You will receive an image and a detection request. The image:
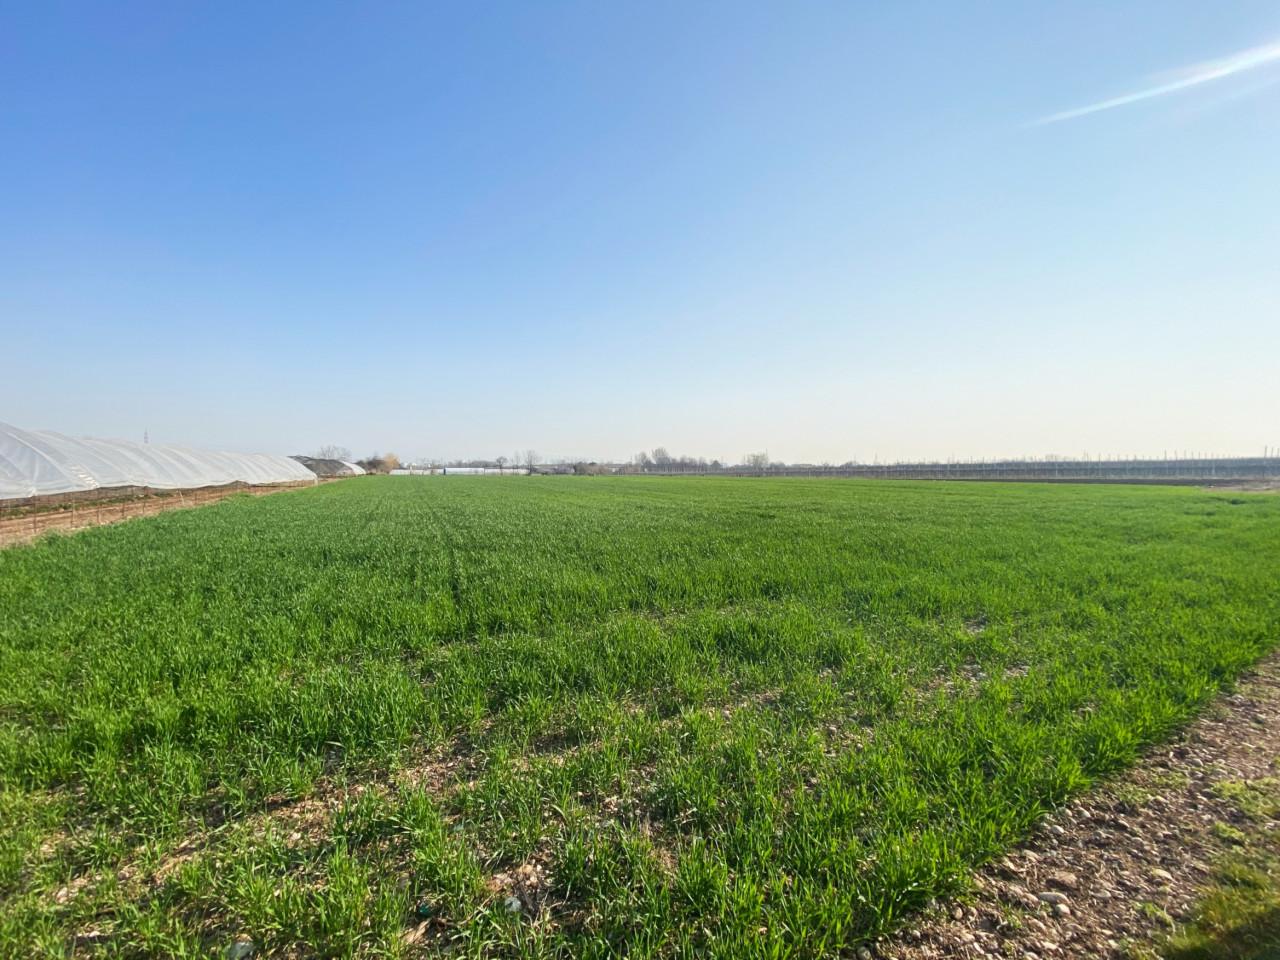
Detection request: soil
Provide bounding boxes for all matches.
[1210,481,1280,493]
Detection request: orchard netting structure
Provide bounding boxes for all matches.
[0,421,317,502]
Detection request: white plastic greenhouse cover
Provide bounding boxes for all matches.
[0,422,316,500]
[340,461,366,476]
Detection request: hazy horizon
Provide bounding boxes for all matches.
[4,2,1278,463]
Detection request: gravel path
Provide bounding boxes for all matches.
[879,652,1280,959]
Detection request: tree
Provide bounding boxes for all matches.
[382,452,401,472]
[316,445,353,461]
[522,450,539,473]
[496,455,508,474]
[745,451,770,472]
[651,447,672,467]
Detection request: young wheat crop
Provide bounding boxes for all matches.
[0,477,1276,957]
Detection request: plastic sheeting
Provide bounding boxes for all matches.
[0,422,317,500]
[290,456,366,478]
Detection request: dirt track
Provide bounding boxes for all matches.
[0,482,314,548]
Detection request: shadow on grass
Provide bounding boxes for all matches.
[1163,903,1280,960]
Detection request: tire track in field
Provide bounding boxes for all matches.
[416,488,468,616]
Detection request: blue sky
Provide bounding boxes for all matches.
[3,2,1278,463]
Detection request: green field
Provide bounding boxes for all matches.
[1,477,1277,958]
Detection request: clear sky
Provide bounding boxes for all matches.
[3,2,1278,464]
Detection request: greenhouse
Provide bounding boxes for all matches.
[290,456,366,479]
[0,421,317,501]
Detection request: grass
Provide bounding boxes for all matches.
[0,476,1277,958]
[1163,776,1280,960]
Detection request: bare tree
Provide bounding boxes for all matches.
[744,451,770,472]
[382,452,401,472]
[522,449,539,473]
[496,455,508,474]
[316,445,353,461]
